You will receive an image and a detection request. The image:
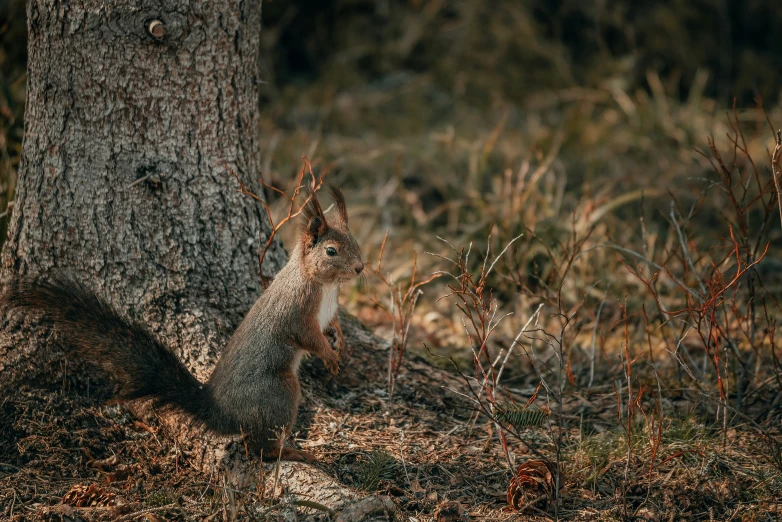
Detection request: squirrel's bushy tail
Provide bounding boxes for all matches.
[1,276,223,430]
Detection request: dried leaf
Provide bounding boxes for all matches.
[434,500,467,521]
[105,466,131,483]
[90,454,119,472]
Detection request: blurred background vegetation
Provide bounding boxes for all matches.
[260,0,782,107]
[2,0,782,247]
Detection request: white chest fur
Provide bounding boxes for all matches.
[317,284,339,331]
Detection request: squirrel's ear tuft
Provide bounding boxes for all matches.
[305,215,326,244]
[301,193,327,245]
[329,185,349,226]
[301,192,324,224]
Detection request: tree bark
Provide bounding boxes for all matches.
[0,0,286,383]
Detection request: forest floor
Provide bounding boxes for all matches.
[1,310,781,521]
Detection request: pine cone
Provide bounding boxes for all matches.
[506,460,557,511]
[62,483,116,507]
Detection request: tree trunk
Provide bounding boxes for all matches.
[0,0,287,383]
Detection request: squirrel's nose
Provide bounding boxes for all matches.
[354,262,364,275]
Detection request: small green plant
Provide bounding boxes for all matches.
[662,417,710,447]
[576,430,625,483]
[495,403,549,430]
[355,450,398,491]
[146,490,174,507]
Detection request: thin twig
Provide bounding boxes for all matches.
[0,200,14,219]
[772,130,782,229]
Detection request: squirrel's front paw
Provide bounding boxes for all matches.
[322,349,340,375]
[326,327,345,354]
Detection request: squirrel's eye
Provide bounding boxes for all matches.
[326,246,338,257]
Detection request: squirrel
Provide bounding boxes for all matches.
[0,185,364,462]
